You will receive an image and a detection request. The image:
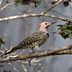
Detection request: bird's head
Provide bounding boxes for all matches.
[40,22,51,29]
[39,22,51,33]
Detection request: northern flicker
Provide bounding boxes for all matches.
[2,22,51,56]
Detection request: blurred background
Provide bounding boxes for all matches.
[0,0,72,72]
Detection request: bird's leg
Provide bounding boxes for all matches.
[31,42,39,52]
[28,42,39,67]
[30,47,35,52]
[1,47,13,57]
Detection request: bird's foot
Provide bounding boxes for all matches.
[31,47,36,53]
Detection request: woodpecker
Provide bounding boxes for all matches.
[2,22,51,56]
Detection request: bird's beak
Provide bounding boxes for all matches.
[46,22,57,29]
[50,22,57,25]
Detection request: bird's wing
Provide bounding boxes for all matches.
[18,31,45,47]
[2,31,48,55]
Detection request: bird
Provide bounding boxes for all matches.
[2,22,51,56]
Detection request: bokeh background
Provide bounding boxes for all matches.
[0,0,72,72]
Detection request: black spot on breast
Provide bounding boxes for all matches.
[47,33,49,37]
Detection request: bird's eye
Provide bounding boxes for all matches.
[45,23,48,25]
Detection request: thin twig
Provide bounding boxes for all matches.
[42,0,62,14]
[0,3,14,11]
[0,0,70,23]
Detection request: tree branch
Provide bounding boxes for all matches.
[0,0,70,22]
[0,45,72,63]
[0,13,71,22]
[0,3,14,11]
[42,0,62,14]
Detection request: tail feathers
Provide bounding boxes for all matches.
[1,46,19,56]
[1,45,24,56]
[3,50,12,55]
[1,49,13,56]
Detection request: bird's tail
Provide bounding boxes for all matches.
[1,46,21,56]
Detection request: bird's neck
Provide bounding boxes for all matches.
[39,27,48,33]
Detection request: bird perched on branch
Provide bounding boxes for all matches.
[2,22,51,56]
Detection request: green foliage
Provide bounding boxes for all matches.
[15,0,21,6]
[15,0,42,7]
[58,21,72,39]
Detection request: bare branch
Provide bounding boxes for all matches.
[0,0,70,22]
[42,0,62,14]
[0,3,14,11]
[0,13,71,22]
[0,45,72,63]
